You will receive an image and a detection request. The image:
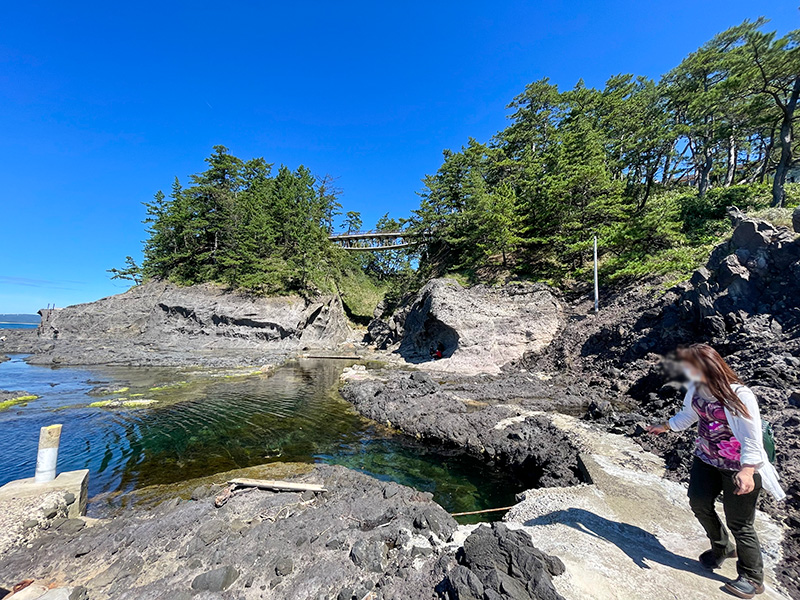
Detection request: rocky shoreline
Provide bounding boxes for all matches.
[1,210,799,599]
[0,464,566,600]
[339,370,587,490]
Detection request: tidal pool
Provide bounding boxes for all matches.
[0,355,522,521]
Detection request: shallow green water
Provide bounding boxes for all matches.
[0,356,522,520]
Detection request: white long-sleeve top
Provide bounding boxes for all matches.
[669,382,786,501]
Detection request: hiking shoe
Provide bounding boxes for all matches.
[724,576,765,598]
[699,548,736,570]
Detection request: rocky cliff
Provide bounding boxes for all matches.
[26,281,351,366]
[368,279,563,375]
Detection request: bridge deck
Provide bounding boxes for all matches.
[328,230,415,251]
[328,230,408,240]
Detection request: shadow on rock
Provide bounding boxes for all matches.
[524,508,724,582]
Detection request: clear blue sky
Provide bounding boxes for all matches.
[0,1,796,313]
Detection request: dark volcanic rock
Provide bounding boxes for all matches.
[341,372,586,489]
[443,523,565,600]
[0,466,456,600]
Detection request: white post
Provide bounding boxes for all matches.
[34,424,62,483]
[593,236,599,313]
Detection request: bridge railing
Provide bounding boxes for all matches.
[328,230,417,250]
[328,230,413,240]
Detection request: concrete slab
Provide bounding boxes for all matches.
[504,413,792,600]
[0,470,88,518]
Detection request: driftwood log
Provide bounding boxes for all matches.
[228,478,327,493]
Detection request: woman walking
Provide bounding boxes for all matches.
[648,344,785,599]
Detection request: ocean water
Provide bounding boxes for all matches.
[0,323,38,329]
[0,356,522,520]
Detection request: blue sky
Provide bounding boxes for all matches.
[0,1,796,313]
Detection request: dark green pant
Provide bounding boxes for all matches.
[688,457,764,584]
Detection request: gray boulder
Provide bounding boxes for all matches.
[794,206,800,234]
[191,565,239,592]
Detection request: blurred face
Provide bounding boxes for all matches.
[680,360,705,384]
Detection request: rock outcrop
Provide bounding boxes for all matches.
[341,370,585,489]
[676,216,800,364]
[25,281,351,366]
[0,466,458,600]
[368,279,562,375]
[443,523,565,600]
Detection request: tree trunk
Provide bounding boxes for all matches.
[697,151,713,197]
[662,150,672,185]
[772,77,800,207]
[757,135,773,184]
[724,132,737,187]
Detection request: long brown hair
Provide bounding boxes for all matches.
[677,343,750,417]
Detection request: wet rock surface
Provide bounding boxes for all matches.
[0,389,36,404]
[367,279,562,375]
[10,281,352,367]
[341,371,586,489]
[0,466,462,600]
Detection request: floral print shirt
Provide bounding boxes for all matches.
[692,391,741,470]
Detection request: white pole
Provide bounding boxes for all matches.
[593,236,599,313]
[34,424,62,483]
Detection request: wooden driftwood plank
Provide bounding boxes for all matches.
[450,505,515,517]
[301,354,362,360]
[228,478,327,493]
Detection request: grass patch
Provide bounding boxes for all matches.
[90,398,156,409]
[148,381,189,392]
[337,269,386,325]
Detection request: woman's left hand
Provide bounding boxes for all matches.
[734,467,756,495]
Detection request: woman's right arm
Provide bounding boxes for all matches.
[667,384,698,431]
[648,384,697,434]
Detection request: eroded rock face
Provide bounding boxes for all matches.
[443,523,565,600]
[673,217,800,389]
[0,466,457,600]
[341,371,585,489]
[369,279,563,375]
[27,281,350,366]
